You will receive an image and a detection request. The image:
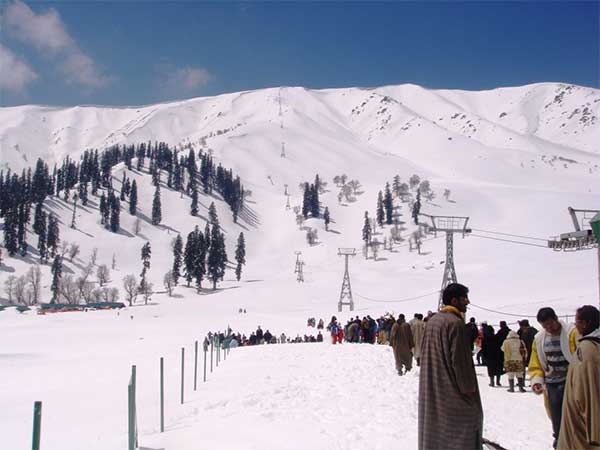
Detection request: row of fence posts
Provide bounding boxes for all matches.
[29,333,231,450]
[138,333,231,450]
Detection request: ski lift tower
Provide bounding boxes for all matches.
[548,207,600,309]
[338,248,356,312]
[419,213,471,309]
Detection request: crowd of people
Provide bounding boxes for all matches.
[211,289,599,450]
[205,325,324,348]
[416,283,599,450]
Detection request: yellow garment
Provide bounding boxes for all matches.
[527,325,578,420]
[440,305,463,319]
[528,326,578,385]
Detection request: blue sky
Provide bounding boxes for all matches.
[0,1,598,106]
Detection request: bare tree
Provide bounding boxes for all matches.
[163,271,175,297]
[90,247,98,266]
[97,264,110,287]
[111,253,117,270]
[59,275,80,304]
[139,280,153,305]
[371,239,380,261]
[60,241,70,259]
[134,218,142,236]
[81,263,94,283]
[68,243,80,262]
[4,275,17,304]
[26,266,42,304]
[91,288,103,303]
[76,277,95,304]
[14,276,28,304]
[347,179,361,194]
[123,275,138,306]
[108,287,119,303]
[306,228,318,246]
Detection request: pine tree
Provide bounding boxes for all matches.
[50,255,62,303]
[99,192,108,226]
[110,193,120,232]
[204,221,211,250]
[323,207,330,231]
[47,214,59,257]
[235,232,246,281]
[192,229,206,291]
[190,183,199,216]
[208,202,218,227]
[79,181,88,206]
[152,185,162,225]
[392,175,402,197]
[140,242,152,292]
[38,211,48,264]
[362,211,372,245]
[17,203,29,255]
[310,184,320,217]
[3,207,18,256]
[129,180,138,215]
[301,183,310,218]
[183,230,196,287]
[384,182,394,225]
[412,190,421,225]
[376,191,385,226]
[33,201,45,235]
[172,234,183,285]
[120,172,127,201]
[207,225,227,290]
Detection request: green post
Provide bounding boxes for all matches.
[160,357,164,433]
[32,401,42,450]
[224,340,227,361]
[180,347,185,404]
[216,336,219,368]
[194,340,198,391]
[210,339,213,373]
[203,346,207,382]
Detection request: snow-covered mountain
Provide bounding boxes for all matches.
[1,82,599,450]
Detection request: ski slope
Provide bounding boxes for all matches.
[1,82,599,449]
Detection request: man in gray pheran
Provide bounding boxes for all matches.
[418,283,483,450]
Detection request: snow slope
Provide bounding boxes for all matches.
[1,82,599,449]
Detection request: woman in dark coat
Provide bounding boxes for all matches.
[481,325,504,386]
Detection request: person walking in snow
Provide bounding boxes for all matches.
[418,283,483,450]
[557,305,600,450]
[517,319,538,367]
[390,314,414,375]
[409,313,425,366]
[482,325,504,387]
[501,330,528,392]
[529,307,578,449]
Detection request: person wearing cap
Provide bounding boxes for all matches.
[418,283,483,450]
[557,305,600,450]
[529,307,578,449]
[518,319,538,367]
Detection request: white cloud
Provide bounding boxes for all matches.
[163,66,213,93]
[2,0,72,51]
[1,0,108,88]
[0,44,38,93]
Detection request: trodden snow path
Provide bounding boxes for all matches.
[139,343,553,450]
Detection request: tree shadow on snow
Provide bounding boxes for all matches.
[0,265,16,273]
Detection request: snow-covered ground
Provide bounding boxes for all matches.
[1,82,599,449]
[1,305,554,450]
